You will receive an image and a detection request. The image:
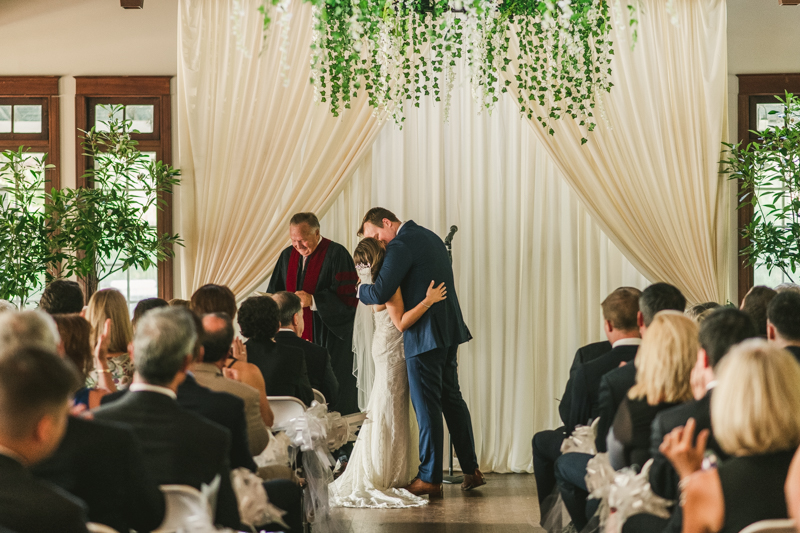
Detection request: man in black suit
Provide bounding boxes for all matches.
[0,345,88,533]
[92,307,242,530]
[622,307,757,533]
[532,288,641,512]
[555,282,686,530]
[32,417,166,533]
[767,291,800,362]
[272,291,339,406]
[102,310,258,472]
[237,295,315,406]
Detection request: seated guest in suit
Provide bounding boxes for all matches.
[270,291,338,406]
[239,295,315,407]
[767,291,800,362]
[92,307,242,529]
[32,416,166,533]
[740,285,778,337]
[607,311,697,469]
[193,312,273,455]
[189,285,274,402]
[39,279,85,315]
[85,289,134,389]
[595,282,687,453]
[662,340,800,533]
[132,297,169,331]
[532,287,641,512]
[0,345,88,533]
[623,307,757,533]
[102,311,258,472]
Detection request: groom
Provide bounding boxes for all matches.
[357,207,485,497]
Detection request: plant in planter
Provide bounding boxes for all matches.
[49,105,182,293]
[0,149,58,308]
[723,92,800,282]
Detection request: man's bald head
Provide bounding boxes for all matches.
[201,313,234,363]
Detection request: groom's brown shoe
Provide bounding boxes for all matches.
[404,477,444,499]
[461,468,486,491]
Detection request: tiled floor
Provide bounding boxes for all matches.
[331,473,547,533]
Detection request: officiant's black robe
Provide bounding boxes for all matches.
[267,238,359,415]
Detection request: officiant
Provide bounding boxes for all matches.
[267,212,359,416]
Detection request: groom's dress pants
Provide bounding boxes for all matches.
[406,344,478,484]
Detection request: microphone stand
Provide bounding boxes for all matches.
[442,225,464,485]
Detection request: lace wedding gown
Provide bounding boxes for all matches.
[330,309,427,508]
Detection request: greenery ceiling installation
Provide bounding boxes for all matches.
[249,0,639,143]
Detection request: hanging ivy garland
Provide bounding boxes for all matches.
[250,0,640,144]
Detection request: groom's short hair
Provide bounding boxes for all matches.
[358,208,400,236]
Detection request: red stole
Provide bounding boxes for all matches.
[286,237,332,342]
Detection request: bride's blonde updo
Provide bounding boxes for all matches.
[353,238,386,282]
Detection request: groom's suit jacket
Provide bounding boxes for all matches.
[359,220,471,358]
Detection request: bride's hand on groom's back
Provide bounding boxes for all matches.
[424,281,447,306]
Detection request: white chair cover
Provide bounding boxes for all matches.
[739,519,797,533]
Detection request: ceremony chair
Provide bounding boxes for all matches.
[312,388,326,406]
[268,396,307,430]
[739,519,796,533]
[152,485,213,533]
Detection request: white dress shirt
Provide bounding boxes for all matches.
[611,337,642,349]
[129,383,177,400]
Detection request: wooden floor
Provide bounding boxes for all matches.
[332,473,546,533]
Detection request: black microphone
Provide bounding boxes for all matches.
[444,225,458,247]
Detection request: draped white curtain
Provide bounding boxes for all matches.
[503,0,731,304]
[321,71,648,473]
[177,0,382,298]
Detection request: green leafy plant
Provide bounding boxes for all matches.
[723,92,800,281]
[0,149,57,308]
[49,105,183,290]
[250,0,637,142]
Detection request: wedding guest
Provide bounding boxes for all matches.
[0,299,16,314]
[242,294,316,407]
[0,345,87,533]
[0,309,60,353]
[740,285,778,337]
[623,308,757,533]
[607,312,697,469]
[168,298,190,307]
[84,289,134,388]
[685,302,720,323]
[193,312,273,454]
[53,314,115,409]
[267,212,359,415]
[190,283,237,318]
[39,279,84,315]
[595,282,687,452]
[533,287,640,510]
[132,297,169,330]
[92,307,242,529]
[767,291,800,362]
[776,282,800,295]
[662,340,800,533]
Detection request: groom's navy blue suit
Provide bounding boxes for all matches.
[359,220,478,483]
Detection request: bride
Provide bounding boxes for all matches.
[330,237,446,508]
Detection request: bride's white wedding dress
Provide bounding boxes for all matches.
[330,309,427,508]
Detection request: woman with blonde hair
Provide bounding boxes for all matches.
[609,311,697,468]
[84,288,134,388]
[662,340,800,533]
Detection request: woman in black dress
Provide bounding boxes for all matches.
[661,340,800,533]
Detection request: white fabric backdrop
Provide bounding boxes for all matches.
[320,72,648,473]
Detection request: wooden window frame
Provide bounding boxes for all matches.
[0,76,61,192]
[736,74,800,302]
[75,76,174,300]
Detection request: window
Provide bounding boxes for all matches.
[0,77,60,191]
[737,74,800,301]
[75,76,173,306]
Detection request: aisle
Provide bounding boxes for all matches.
[332,473,545,532]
